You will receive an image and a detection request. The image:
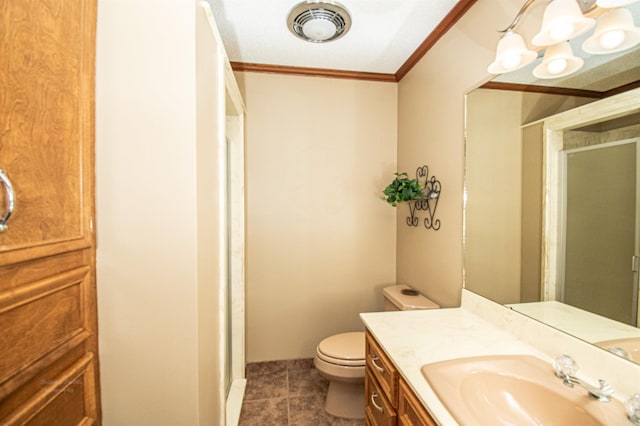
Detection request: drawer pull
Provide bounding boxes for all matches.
[371,391,384,413]
[371,355,385,373]
[0,170,15,233]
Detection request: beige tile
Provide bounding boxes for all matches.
[246,360,287,377]
[244,370,288,401]
[288,368,328,397]
[239,397,288,425]
[287,358,314,370]
[241,359,364,425]
[289,394,364,426]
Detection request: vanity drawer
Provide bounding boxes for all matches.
[398,378,437,426]
[365,331,399,407]
[365,368,397,426]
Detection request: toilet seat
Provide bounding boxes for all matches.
[316,332,365,367]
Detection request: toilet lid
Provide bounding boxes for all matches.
[317,332,365,365]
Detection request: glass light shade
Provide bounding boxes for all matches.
[533,41,584,78]
[487,31,538,74]
[597,0,640,7]
[546,57,569,74]
[583,7,640,54]
[302,19,337,41]
[532,0,595,46]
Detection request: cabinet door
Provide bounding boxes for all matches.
[0,0,95,265]
[366,331,399,407]
[365,369,397,426]
[0,1,100,424]
[398,378,437,426]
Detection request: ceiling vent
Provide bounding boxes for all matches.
[287,1,352,43]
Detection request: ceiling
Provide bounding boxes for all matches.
[207,0,640,92]
[207,0,462,75]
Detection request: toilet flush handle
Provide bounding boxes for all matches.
[371,355,385,373]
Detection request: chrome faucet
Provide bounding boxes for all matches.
[561,375,615,402]
[552,354,614,402]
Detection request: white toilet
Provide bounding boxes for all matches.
[314,284,439,419]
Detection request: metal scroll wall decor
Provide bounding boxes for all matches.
[407,165,441,230]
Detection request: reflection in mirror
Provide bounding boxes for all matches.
[490,2,640,94]
[464,34,640,364]
[464,88,596,303]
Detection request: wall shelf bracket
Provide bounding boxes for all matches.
[406,165,441,230]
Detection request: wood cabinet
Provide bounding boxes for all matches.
[365,331,436,426]
[0,0,100,424]
[398,378,437,426]
[365,368,397,426]
[365,330,397,425]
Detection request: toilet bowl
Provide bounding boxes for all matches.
[314,284,439,419]
[314,332,366,419]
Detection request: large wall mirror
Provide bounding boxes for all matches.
[464,2,640,366]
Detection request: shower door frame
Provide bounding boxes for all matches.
[556,139,639,326]
[541,88,640,327]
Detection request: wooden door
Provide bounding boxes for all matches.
[0,0,100,424]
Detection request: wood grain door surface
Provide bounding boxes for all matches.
[0,0,101,424]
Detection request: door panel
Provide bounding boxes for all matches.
[0,266,89,397]
[1,353,97,426]
[0,0,100,423]
[0,0,93,260]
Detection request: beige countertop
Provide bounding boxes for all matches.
[508,300,640,344]
[361,290,640,424]
[360,306,551,425]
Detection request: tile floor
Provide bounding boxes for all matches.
[238,358,365,426]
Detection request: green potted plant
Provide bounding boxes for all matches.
[381,172,424,207]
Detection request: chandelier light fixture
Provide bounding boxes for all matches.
[488,0,640,79]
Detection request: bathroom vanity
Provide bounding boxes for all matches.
[361,290,640,425]
[365,331,436,425]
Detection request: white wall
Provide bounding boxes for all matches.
[464,89,524,304]
[96,0,225,424]
[195,4,226,425]
[396,0,551,308]
[233,0,538,362]
[464,89,596,304]
[235,72,398,362]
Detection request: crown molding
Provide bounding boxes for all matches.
[230,62,397,82]
[231,0,479,82]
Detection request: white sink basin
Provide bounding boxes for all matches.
[421,354,628,425]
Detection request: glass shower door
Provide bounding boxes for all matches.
[562,140,639,326]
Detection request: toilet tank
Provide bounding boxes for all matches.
[383,284,440,311]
